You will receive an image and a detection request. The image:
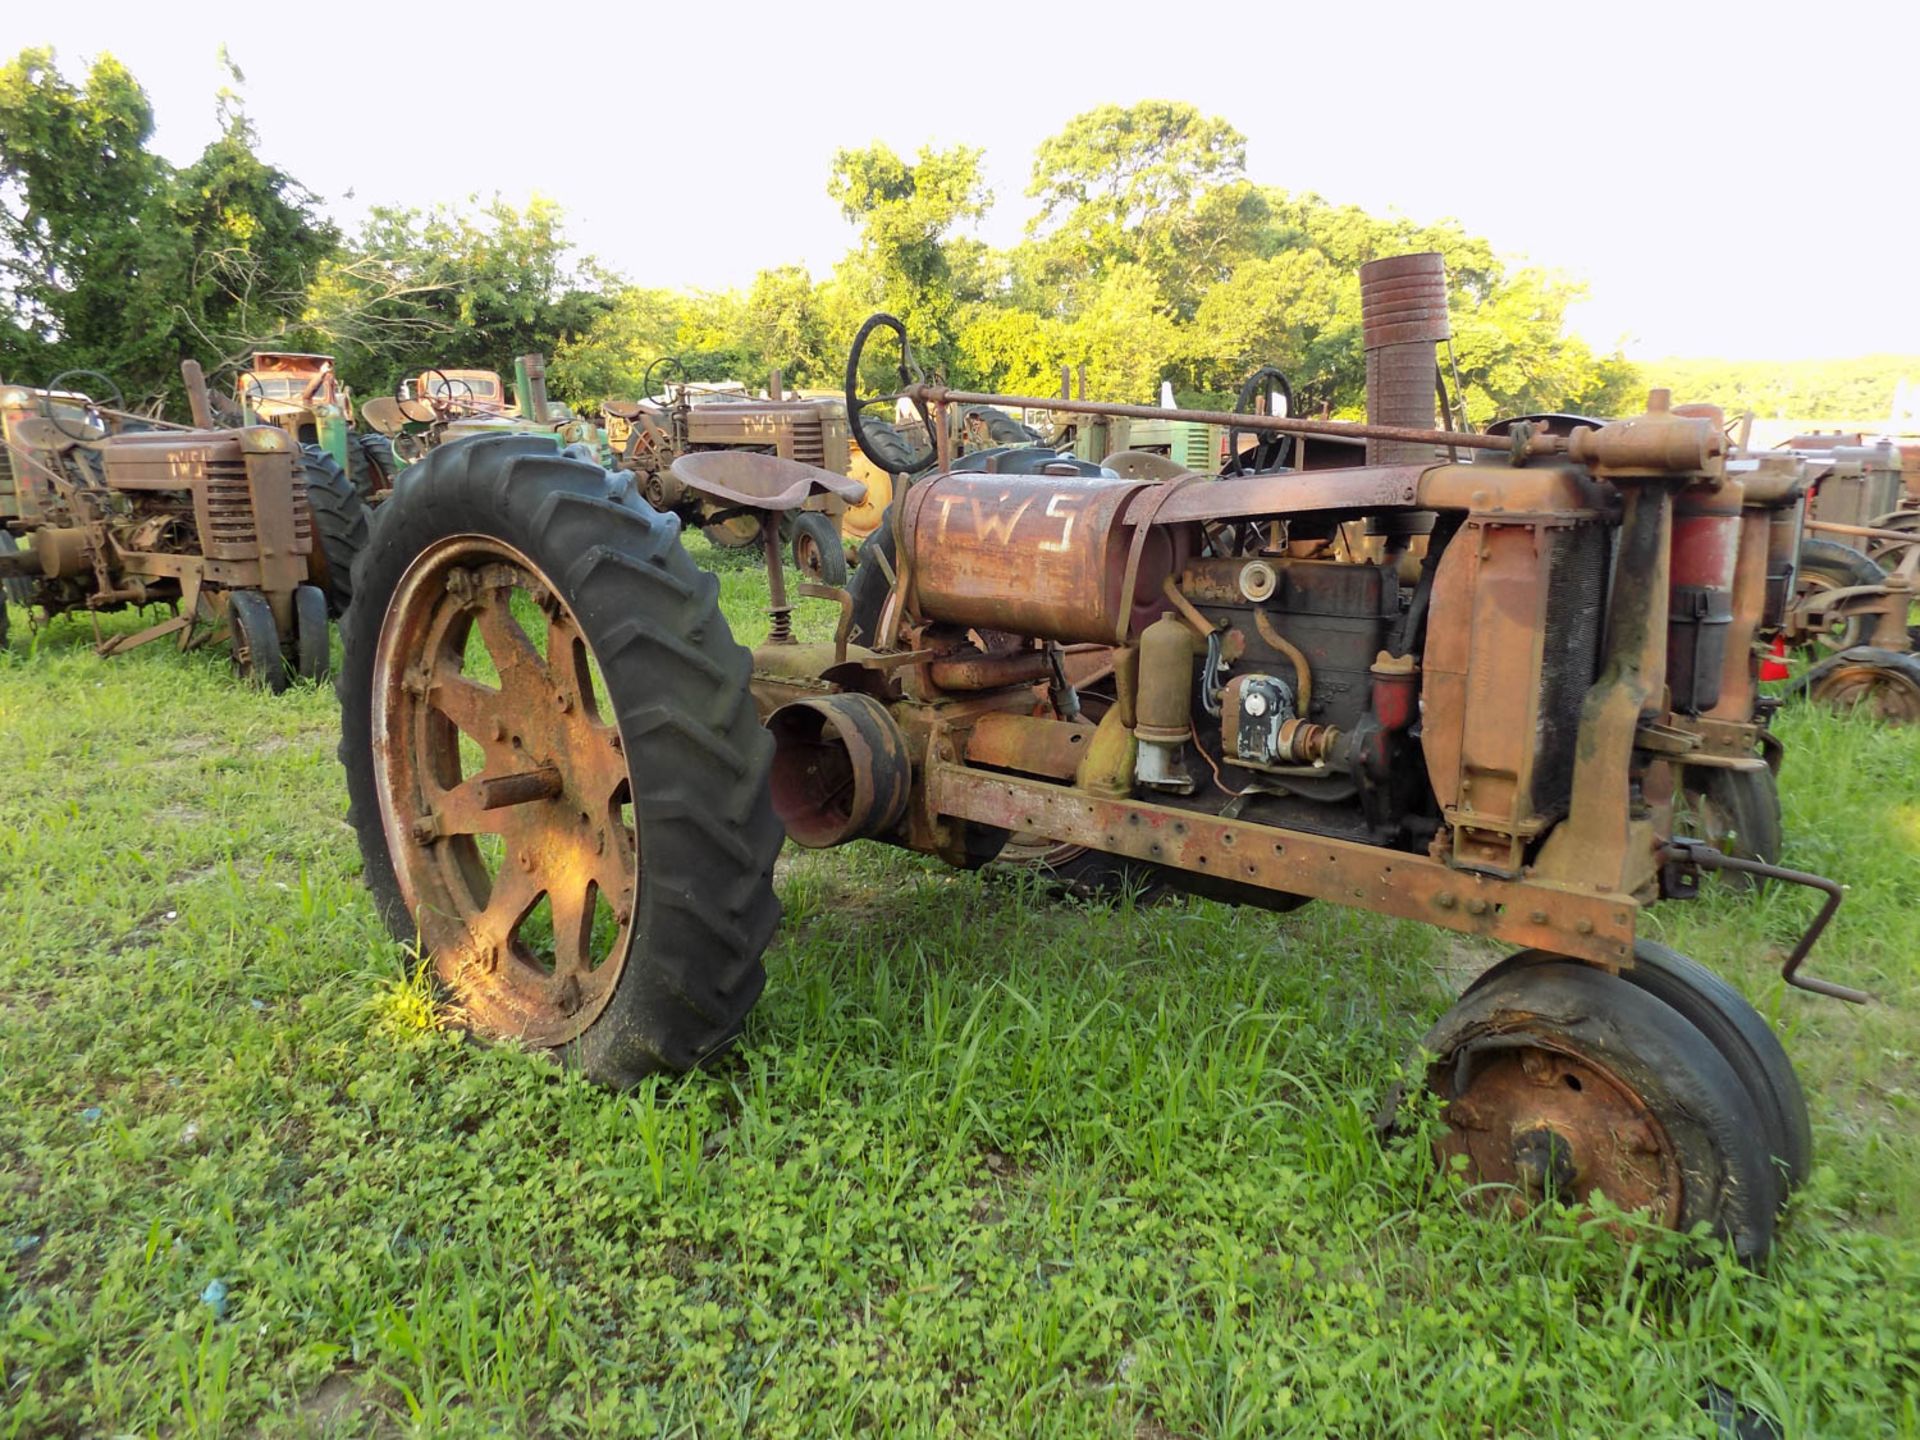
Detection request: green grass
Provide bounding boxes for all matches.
[1,538,1917,1437]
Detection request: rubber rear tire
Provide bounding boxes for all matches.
[228,589,288,693]
[1425,959,1778,1260]
[1796,538,1886,651]
[791,511,848,587]
[302,445,371,617]
[336,433,783,1086]
[349,428,399,501]
[1468,941,1811,1212]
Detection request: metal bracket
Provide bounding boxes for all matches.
[1659,838,1869,1003]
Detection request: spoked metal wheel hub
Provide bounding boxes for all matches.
[1437,1040,1683,1226]
[372,535,636,1045]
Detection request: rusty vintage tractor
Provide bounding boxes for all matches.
[0,369,333,688]
[232,351,398,502]
[358,355,606,483]
[605,359,855,586]
[336,254,1862,1260]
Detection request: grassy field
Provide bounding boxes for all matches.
[1,536,1917,1438]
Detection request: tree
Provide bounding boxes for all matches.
[0,47,336,410]
[827,143,990,374]
[313,194,612,399]
[1022,102,1254,315]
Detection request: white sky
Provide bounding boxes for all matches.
[16,0,1919,361]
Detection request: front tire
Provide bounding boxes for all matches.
[336,435,782,1086]
[228,589,288,693]
[1422,959,1778,1260]
[791,511,848,587]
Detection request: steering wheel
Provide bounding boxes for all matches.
[43,369,124,442]
[411,368,474,421]
[642,355,690,404]
[845,313,937,475]
[1223,365,1296,476]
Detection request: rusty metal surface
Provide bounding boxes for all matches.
[904,384,1516,454]
[926,762,1637,964]
[372,538,637,1045]
[901,473,1181,645]
[669,450,866,512]
[768,694,912,847]
[1434,1040,1682,1227]
[1361,253,1450,467]
[963,712,1093,780]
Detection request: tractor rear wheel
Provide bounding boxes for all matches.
[350,430,399,500]
[791,511,848,587]
[294,584,330,682]
[228,589,288,693]
[302,446,371,617]
[1796,538,1885,651]
[1804,649,1920,723]
[336,434,782,1086]
[1421,958,1778,1259]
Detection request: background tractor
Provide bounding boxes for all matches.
[0,368,333,688]
[358,354,608,484]
[231,351,398,502]
[606,358,854,585]
[337,253,1864,1262]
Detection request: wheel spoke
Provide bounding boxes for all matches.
[431,774,515,837]
[548,877,595,980]
[473,858,541,950]
[474,592,547,693]
[429,673,502,743]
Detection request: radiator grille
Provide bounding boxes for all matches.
[1532,524,1608,815]
[204,460,259,550]
[1179,425,1213,472]
[791,414,827,467]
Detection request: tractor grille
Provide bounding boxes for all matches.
[792,413,827,468]
[0,440,13,499]
[1532,524,1609,815]
[204,460,260,552]
[202,460,314,557]
[1178,425,1213,473]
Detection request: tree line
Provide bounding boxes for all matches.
[3,51,1910,426]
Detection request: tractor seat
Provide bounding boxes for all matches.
[1102,449,1195,482]
[360,396,419,435]
[670,451,867,514]
[602,399,644,421]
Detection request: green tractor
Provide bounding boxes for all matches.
[358,354,608,482]
[230,351,398,502]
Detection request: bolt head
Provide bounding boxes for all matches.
[517,849,534,872]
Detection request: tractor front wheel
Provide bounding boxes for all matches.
[1674,764,1783,885]
[294,584,330,682]
[228,589,288,693]
[336,434,782,1086]
[791,511,848,587]
[1421,958,1779,1259]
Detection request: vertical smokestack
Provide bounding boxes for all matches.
[1359,252,1450,467]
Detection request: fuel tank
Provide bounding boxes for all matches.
[898,473,1189,645]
